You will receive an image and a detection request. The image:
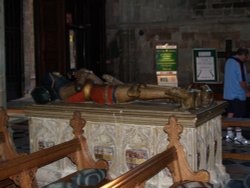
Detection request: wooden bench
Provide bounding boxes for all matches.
[222,117,250,128]
[222,117,250,161]
[0,108,212,187]
[101,116,212,188]
[0,108,109,188]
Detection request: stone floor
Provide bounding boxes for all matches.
[7,117,250,188]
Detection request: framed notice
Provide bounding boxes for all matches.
[193,48,218,83]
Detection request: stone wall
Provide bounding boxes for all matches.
[106,0,250,87]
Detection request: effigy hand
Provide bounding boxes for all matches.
[74,69,104,91]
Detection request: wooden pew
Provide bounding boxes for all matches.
[101,116,212,188]
[222,117,250,161]
[0,109,108,188]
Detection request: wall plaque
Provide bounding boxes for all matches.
[193,48,218,83]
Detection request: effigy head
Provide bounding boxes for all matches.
[31,86,55,104]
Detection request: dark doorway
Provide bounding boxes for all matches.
[34,0,106,85]
[4,0,24,101]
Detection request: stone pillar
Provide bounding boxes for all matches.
[23,0,36,94]
[0,0,6,108]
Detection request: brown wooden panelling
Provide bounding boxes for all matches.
[34,0,67,85]
[34,0,106,85]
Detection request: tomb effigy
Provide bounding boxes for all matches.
[26,69,229,187]
[31,69,213,110]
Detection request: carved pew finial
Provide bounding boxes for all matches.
[70,111,86,137]
[164,116,182,148]
[164,116,210,185]
[68,111,109,170]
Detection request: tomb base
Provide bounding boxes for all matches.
[25,101,229,187]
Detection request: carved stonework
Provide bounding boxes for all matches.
[28,103,229,187]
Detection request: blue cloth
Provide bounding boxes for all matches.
[223,57,248,101]
[43,169,106,188]
[71,168,106,186]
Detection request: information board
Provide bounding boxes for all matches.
[193,48,218,83]
[156,44,178,86]
[156,48,177,71]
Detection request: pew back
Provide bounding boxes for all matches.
[222,117,250,128]
[0,109,108,188]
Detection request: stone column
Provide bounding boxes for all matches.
[23,0,36,94]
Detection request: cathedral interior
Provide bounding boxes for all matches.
[1,0,250,187]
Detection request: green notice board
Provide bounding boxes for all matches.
[156,48,177,71]
[193,48,218,83]
[155,44,178,86]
